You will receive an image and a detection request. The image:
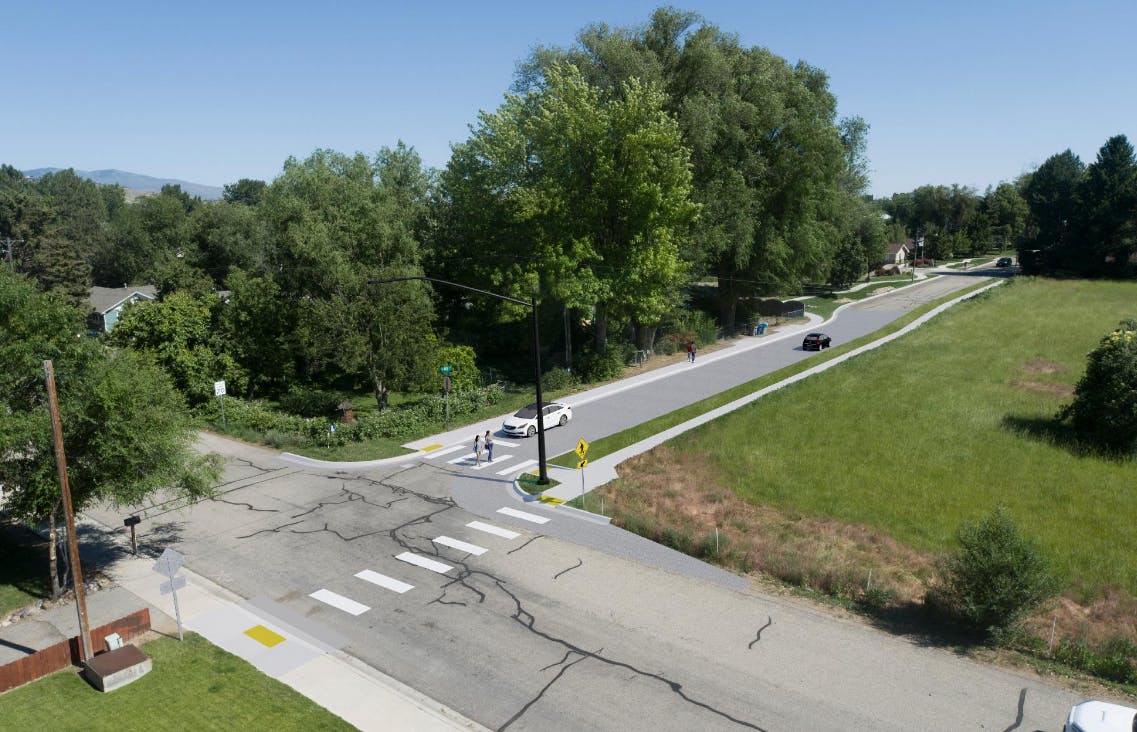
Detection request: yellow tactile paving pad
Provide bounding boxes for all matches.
[420,444,443,451]
[244,624,286,647]
[538,495,564,506]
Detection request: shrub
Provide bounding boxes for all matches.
[279,385,342,418]
[1057,319,1137,454]
[575,347,626,382]
[936,506,1058,640]
[541,367,575,392]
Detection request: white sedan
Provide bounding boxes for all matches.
[502,402,572,438]
[1064,700,1137,732]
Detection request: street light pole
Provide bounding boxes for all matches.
[370,276,550,484]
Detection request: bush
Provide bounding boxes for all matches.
[1057,319,1137,454]
[541,367,575,392]
[936,506,1058,640]
[575,347,626,383]
[279,385,342,418]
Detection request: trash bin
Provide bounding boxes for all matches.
[756,323,768,335]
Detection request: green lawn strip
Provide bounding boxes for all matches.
[0,522,50,617]
[517,472,561,495]
[549,279,992,470]
[0,633,353,730]
[671,278,1137,594]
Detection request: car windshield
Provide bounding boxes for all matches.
[513,404,540,419]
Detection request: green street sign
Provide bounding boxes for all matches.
[439,365,453,375]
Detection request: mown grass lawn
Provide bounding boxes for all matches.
[0,634,352,731]
[0,521,50,618]
[669,277,1137,594]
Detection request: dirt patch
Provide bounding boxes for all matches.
[1012,379,1075,398]
[1022,359,1066,376]
[596,445,935,605]
[600,443,1137,658]
[872,286,895,296]
[833,297,853,304]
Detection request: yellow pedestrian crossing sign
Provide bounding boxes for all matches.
[575,438,589,459]
[576,458,588,470]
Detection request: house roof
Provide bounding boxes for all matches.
[88,285,157,314]
[885,241,910,258]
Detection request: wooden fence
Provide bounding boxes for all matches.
[0,607,151,693]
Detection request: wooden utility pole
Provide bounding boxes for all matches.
[43,360,93,663]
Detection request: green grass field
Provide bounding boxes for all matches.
[668,277,1137,594]
[0,634,352,730]
[0,522,50,618]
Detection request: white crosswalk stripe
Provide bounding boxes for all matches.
[466,521,520,540]
[497,507,550,525]
[497,459,537,476]
[470,454,511,470]
[493,440,520,448]
[310,588,370,615]
[433,536,488,556]
[447,452,476,465]
[354,569,414,594]
[395,552,453,574]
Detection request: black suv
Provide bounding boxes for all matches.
[802,332,831,350]
[996,257,1013,267]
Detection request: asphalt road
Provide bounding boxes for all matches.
[83,267,1085,731]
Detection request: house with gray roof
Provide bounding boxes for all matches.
[87,285,157,333]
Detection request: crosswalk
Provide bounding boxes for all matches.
[308,508,553,616]
[431,439,537,476]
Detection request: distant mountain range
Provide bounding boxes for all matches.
[23,168,224,201]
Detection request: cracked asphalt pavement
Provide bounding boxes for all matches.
[85,435,1082,731]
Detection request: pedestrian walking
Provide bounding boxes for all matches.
[691,343,697,362]
[473,434,482,466]
[484,430,494,462]
[686,342,693,362]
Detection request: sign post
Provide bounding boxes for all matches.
[575,438,590,510]
[153,548,187,641]
[439,365,453,429]
[214,380,227,429]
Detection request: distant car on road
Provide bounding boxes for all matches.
[1063,700,1136,732]
[996,257,1014,267]
[502,401,573,438]
[802,332,831,351]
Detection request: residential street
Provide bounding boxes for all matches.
[81,268,1084,731]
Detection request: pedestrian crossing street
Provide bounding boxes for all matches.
[429,439,538,474]
[308,509,549,616]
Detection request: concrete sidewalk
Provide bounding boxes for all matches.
[107,551,484,731]
[0,522,484,731]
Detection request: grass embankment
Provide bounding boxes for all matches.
[553,279,992,469]
[584,278,1137,654]
[0,634,353,730]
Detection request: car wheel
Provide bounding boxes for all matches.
[559,414,568,427]
[527,425,536,437]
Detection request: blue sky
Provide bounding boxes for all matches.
[5,1,1134,198]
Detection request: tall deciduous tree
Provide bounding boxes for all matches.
[0,269,220,597]
[439,62,696,353]
[262,148,437,409]
[517,8,852,331]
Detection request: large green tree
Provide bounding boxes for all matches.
[1075,135,1137,275]
[107,290,247,403]
[262,148,437,409]
[516,8,853,331]
[0,269,220,597]
[438,62,696,353]
[1021,150,1085,273]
